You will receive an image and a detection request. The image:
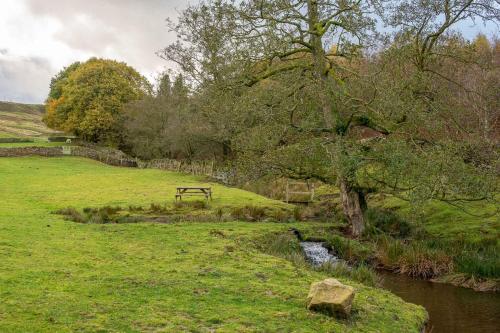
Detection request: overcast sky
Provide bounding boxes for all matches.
[0,0,497,104]
[0,0,191,103]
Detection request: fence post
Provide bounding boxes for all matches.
[285,179,289,203]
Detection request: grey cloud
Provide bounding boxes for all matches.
[0,55,54,103]
[0,0,192,103]
[24,0,189,74]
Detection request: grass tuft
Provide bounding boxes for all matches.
[324,234,373,264]
[321,261,380,287]
[54,207,86,223]
[57,206,122,224]
[149,203,168,213]
[364,208,413,238]
[174,200,208,210]
[230,205,267,221]
[376,236,453,279]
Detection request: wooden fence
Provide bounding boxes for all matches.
[138,159,215,176]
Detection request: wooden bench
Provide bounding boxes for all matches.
[175,187,212,201]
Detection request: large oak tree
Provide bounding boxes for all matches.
[164,0,499,236]
[44,58,150,144]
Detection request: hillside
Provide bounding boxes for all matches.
[0,101,61,138]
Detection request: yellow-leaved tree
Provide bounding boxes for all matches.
[44,58,150,143]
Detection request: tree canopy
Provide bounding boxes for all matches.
[152,0,499,236]
[51,1,498,238]
[44,58,150,143]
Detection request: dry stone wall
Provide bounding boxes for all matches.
[0,146,234,180]
[0,146,137,167]
[0,147,62,157]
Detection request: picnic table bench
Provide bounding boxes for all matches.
[175,187,212,201]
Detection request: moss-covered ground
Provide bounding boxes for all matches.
[370,194,499,244]
[315,184,498,244]
[0,156,427,332]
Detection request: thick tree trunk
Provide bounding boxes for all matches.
[306,1,363,236]
[222,140,232,158]
[340,180,365,237]
[307,0,333,129]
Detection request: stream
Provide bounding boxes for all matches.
[300,242,339,266]
[300,241,500,333]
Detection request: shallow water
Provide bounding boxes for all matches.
[300,241,500,333]
[300,241,338,266]
[379,272,500,333]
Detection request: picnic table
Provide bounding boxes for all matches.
[175,187,212,201]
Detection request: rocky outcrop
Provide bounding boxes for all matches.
[306,278,355,317]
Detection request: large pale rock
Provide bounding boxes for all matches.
[306,278,355,317]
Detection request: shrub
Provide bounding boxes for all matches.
[292,206,304,221]
[398,242,453,278]
[229,207,245,220]
[54,207,85,223]
[86,211,106,224]
[247,205,266,220]
[455,247,500,279]
[128,205,143,212]
[325,235,373,263]
[56,206,121,224]
[349,264,380,286]
[308,199,340,219]
[321,261,379,287]
[375,235,405,266]
[82,206,118,224]
[271,209,290,222]
[376,236,453,278]
[100,206,121,215]
[215,207,224,221]
[230,205,267,221]
[364,208,413,238]
[149,203,168,213]
[256,232,306,266]
[174,200,208,210]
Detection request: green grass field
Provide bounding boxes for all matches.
[0,156,427,332]
[0,141,67,148]
[371,195,499,244]
[316,184,499,244]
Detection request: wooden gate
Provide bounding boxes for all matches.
[285,180,315,203]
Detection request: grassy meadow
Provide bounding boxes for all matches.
[0,156,427,332]
[370,195,499,244]
[0,141,68,148]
